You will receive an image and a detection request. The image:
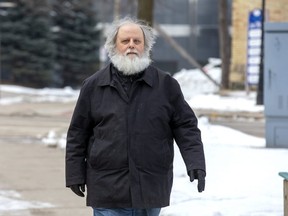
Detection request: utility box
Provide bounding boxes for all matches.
[264,22,288,148]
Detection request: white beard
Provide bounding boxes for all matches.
[110,50,151,75]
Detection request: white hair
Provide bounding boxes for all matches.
[104,16,156,59]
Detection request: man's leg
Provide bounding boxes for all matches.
[146,208,161,216]
[93,208,132,216]
[134,208,161,216]
[93,208,161,216]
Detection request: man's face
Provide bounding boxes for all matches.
[115,23,145,59]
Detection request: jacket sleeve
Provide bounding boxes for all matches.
[170,78,206,175]
[65,81,93,187]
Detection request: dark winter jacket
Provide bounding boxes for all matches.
[65,63,206,208]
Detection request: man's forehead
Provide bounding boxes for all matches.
[117,23,144,37]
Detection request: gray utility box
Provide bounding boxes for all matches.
[264,22,288,148]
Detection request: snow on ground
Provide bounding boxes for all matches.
[0,60,286,215]
[0,190,53,212]
[189,92,263,113]
[161,118,286,216]
[173,58,222,101]
[0,85,79,105]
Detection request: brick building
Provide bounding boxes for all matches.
[230,0,288,88]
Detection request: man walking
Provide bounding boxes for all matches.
[65,16,206,216]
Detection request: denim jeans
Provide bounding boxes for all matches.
[93,208,161,216]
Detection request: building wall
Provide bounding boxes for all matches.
[230,0,288,87]
[153,0,222,73]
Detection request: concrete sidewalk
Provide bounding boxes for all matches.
[0,101,93,215]
[0,141,92,216]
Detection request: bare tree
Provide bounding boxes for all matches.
[137,0,154,26]
[218,0,231,89]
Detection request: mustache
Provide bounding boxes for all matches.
[125,49,139,56]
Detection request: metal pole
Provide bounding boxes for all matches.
[256,0,265,105]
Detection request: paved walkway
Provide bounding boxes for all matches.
[0,101,92,216]
[0,142,91,216]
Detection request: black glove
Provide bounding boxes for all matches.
[189,169,205,192]
[70,184,85,197]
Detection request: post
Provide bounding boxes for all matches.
[256,0,266,105]
[279,172,288,216]
[285,180,288,216]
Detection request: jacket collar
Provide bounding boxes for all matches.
[97,63,154,87]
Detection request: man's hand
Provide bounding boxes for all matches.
[189,169,205,192]
[70,184,86,197]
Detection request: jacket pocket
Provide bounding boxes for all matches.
[88,138,128,170]
[133,134,174,173]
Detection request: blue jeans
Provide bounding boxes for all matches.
[93,208,161,216]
